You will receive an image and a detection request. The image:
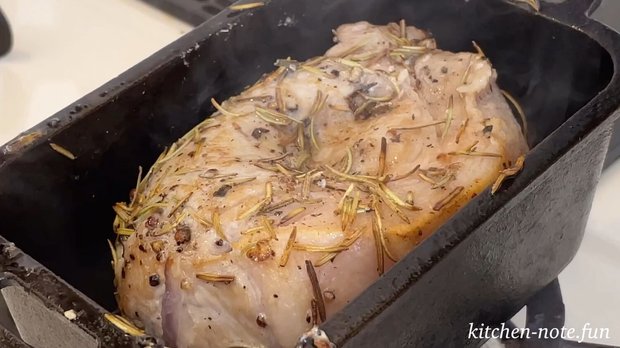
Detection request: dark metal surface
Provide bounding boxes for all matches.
[0,7,11,57]
[503,279,619,348]
[0,0,618,346]
[139,0,231,26]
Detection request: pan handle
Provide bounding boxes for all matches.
[535,0,601,27]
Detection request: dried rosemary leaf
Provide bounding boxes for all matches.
[301,65,332,79]
[191,212,212,228]
[389,164,420,182]
[212,211,228,242]
[491,155,525,195]
[305,260,326,323]
[129,166,143,208]
[229,2,264,11]
[279,206,306,226]
[107,239,118,272]
[389,120,445,132]
[314,228,363,267]
[335,40,368,59]
[211,98,241,117]
[336,183,355,213]
[447,150,502,158]
[168,191,194,218]
[275,85,285,112]
[255,106,301,126]
[196,273,235,283]
[279,226,297,267]
[237,182,273,220]
[460,58,474,85]
[297,124,306,151]
[441,95,454,141]
[113,203,131,223]
[49,143,76,160]
[433,186,464,211]
[379,182,421,211]
[104,313,145,336]
[371,209,385,275]
[294,244,349,253]
[399,19,407,39]
[472,41,485,57]
[116,228,135,236]
[511,0,539,11]
[378,137,387,177]
[222,176,257,186]
[455,118,470,144]
[260,216,277,240]
[372,200,397,262]
[263,197,295,213]
[310,114,320,151]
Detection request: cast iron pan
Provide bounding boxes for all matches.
[0,0,618,347]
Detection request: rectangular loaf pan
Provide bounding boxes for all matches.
[0,0,619,346]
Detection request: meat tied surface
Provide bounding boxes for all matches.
[112,21,528,348]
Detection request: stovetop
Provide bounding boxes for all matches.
[0,0,618,346]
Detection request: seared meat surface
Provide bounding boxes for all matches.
[111,21,527,348]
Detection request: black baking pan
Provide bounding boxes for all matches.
[0,0,618,347]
